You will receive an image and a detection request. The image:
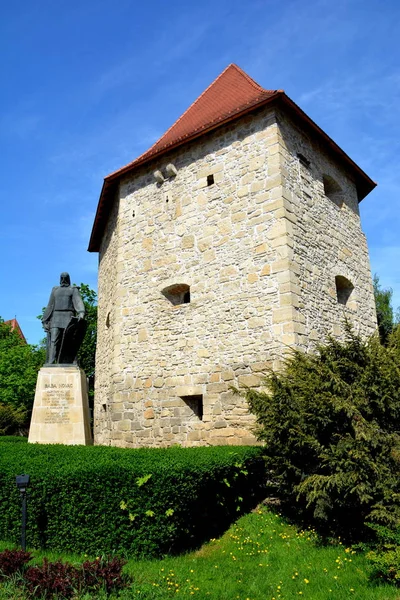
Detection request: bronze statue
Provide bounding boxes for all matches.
[42,273,87,365]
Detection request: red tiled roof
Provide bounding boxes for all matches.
[108,64,277,178]
[88,64,376,252]
[4,318,27,343]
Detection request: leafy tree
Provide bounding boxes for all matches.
[243,324,400,541]
[373,274,398,345]
[75,284,97,405]
[75,283,97,380]
[0,319,45,432]
[0,403,26,435]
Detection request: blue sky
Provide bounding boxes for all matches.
[1,0,399,344]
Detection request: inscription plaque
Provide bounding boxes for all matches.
[28,366,92,445]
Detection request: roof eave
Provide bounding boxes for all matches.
[88,92,281,252]
[277,94,377,201]
[88,91,377,253]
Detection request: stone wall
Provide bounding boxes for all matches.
[93,105,377,448]
[276,110,377,346]
[94,192,120,445]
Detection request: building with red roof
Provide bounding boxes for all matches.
[4,318,27,343]
[89,64,377,448]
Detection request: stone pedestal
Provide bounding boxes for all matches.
[28,366,92,445]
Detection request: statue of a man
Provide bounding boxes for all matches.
[42,273,86,365]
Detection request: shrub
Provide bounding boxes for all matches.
[243,326,400,541]
[0,443,265,557]
[0,548,32,578]
[25,559,80,599]
[367,524,400,585]
[0,552,128,599]
[368,545,400,585]
[81,555,127,593]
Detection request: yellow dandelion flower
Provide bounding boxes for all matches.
[304,579,309,584]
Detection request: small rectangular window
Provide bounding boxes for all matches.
[207,174,214,186]
[297,153,310,168]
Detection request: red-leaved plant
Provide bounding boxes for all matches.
[0,548,32,578]
[24,559,80,599]
[0,550,128,598]
[81,555,127,593]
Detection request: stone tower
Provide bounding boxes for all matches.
[88,64,377,448]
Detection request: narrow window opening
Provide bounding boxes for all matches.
[207,174,214,186]
[297,152,310,168]
[105,312,111,328]
[132,210,135,217]
[181,395,203,420]
[323,174,343,207]
[162,283,191,306]
[335,276,354,306]
[102,403,107,411]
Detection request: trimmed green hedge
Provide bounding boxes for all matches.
[0,440,265,557]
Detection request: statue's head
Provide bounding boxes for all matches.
[60,272,71,287]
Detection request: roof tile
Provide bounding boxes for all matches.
[108,64,277,177]
[88,64,376,252]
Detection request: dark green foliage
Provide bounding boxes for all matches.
[75,284,97,382]
[0,320,45,423]
[243,325,400,541]
[0,442,265,557]
[75,283,97,407]
[0,436,27,443]
[368,546,400,585]
[373,274,398,345]
[367,525,400,585]
[0,404,26,436]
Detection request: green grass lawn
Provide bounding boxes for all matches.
[1,506,398,599]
